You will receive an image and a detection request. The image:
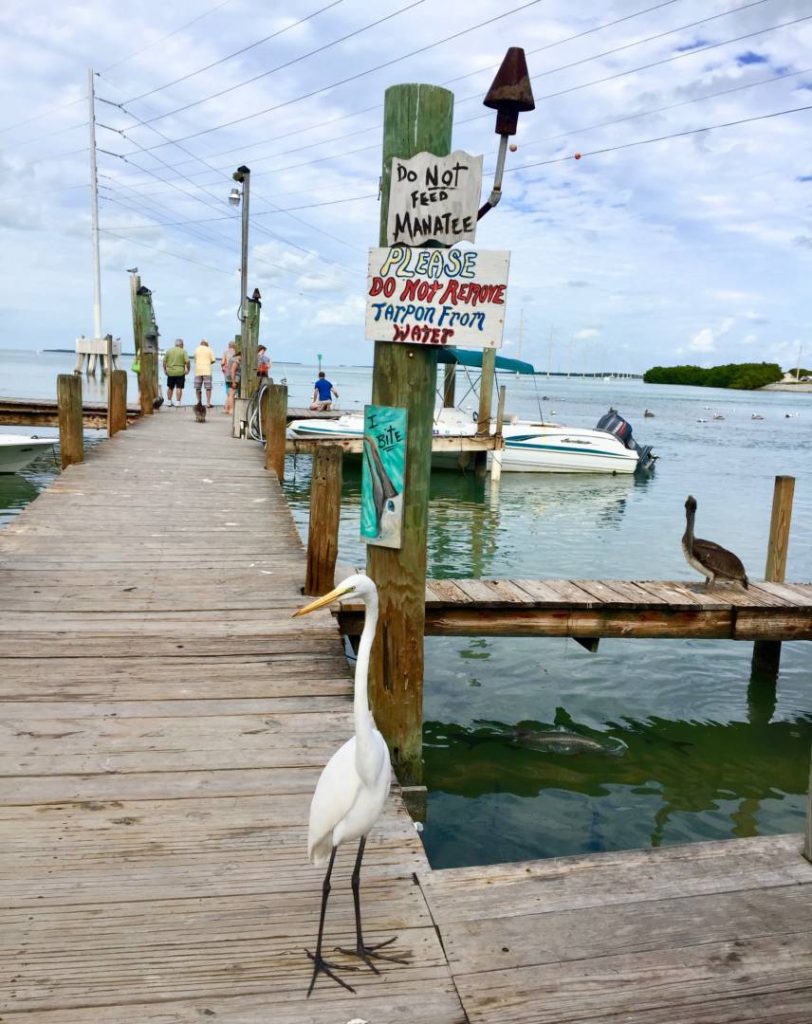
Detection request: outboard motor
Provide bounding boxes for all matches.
[595,409,656,472]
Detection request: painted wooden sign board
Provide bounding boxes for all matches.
[365,245,510,349]
[361,404,407,549]
[386,150,483,246]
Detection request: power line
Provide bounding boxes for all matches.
[509,102,812,173]
[137,0,427,124]
[100,228,232,274]
[125,0,346,103]
[101,0,237,74]
[121,0,547,151]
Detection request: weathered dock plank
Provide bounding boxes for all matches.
[418,834,812,1024]
[0,408,462,1022]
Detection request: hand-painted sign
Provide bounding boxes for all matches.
[361,405,407,549]
[386,151,483,247]
[365,246,510,349]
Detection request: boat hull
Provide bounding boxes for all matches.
[0,436,56,474]
[288,417,644,475]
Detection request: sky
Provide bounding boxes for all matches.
[0,0,810,373]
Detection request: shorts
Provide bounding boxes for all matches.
[194,375,213,390]
[166,375,186,389]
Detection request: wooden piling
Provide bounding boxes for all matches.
[366,83,453,785]
[305,444,343,596]
[56,374,83,469]
[264,383,288,479]
[477,347,496,436]
[805,752,812,863]
[443,362,456,408]
[490,384,507,483]
[243,298,260,400]
[139,352,156,415]
[107,370,127,436]
[752,476,795,681]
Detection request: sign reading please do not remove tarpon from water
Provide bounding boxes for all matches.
[365,245,510,350]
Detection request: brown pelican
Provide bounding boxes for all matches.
[682,495,749,588]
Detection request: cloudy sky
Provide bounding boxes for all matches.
[0,0,810,372]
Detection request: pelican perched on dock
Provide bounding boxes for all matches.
[293,574,405,996]
[682,495,749,588]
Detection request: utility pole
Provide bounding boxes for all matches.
[232,166,253,399]
[88,68,102,347]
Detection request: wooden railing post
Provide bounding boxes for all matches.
[263,383,288,479]
[305,444,343,596]
[442,362,456,408]
[57,374,83,469]
[108,370,127,436]
[752,475,795,681]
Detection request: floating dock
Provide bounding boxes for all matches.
[1,409,810,1023]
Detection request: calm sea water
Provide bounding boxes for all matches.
[2,348,811,868]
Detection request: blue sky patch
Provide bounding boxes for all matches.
[736,51,768,66]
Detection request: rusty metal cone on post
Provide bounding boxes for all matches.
[483,46,536,135]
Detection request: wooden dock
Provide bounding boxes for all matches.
[1,409,811,1023]
[0,395,141,429]
[337,576,812,640]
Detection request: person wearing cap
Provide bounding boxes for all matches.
[193,339,217,408]
[162,339,190,407]
[256,344,271,381]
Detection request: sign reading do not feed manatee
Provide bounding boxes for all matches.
[365,245,510,349]
[386,151,483,247]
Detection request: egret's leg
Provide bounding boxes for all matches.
[337,836,409,971]
[306,847,359,997]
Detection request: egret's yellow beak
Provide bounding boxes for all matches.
[292,584,354,617]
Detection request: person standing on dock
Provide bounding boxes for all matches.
[309,371,338,411]
[256,344,271,381]
[193,340,216,409]
[163,339,190,407]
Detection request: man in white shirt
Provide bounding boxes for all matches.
[193,339,216,408]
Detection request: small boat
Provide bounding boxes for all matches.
[0,435,56,474]
[288,350,656,475]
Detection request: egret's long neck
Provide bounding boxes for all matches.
[354,591,378,739]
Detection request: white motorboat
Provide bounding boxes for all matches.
[288,406,653,474]
[288,348,656,475]
[0,435,56,474]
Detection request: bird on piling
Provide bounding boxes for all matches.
[682,495,749,588]
[293,573,407,996]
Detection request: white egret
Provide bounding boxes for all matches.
[293,573,406,996]
[682,495,749,588]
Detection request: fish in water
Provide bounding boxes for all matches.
[472,719,627,756]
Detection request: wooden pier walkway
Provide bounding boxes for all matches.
[0,408,458,1023]
[1,408,810,1022]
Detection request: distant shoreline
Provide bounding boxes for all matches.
[761,382,812,393]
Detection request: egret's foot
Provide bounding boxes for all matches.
[336,936,410,973]
[305,949,359,997]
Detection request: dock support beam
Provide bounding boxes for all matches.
[751,475,795,686]
[305,444,342,596]
[57,375,83,469]
[367,83,453,785]
[264,383,288,479]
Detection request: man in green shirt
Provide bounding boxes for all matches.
[163,339,190,407]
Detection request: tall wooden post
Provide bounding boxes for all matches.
[139,353,156,415]
[264,383,288,479]
[751,475,795,681]
[57,375,83,469]
[804,752,812,863]
[366,84,453,785]
[108,370,127,436]
[305,445,343,596]
[243,297,260,400]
